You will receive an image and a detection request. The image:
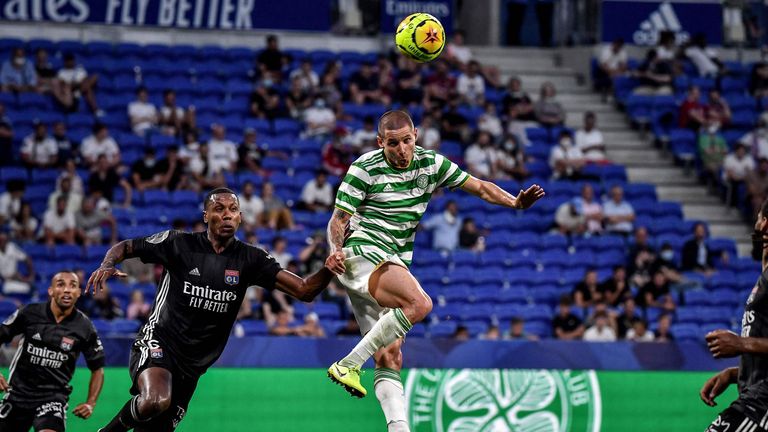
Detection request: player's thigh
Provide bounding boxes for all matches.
[705,406,762,432]
[369,263,429,309]
[0,401,34,432]
[135,374,199,432]
[31,401,66,432]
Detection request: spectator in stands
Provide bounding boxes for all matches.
[126,289,151,323]
[679,86,706,130]
[158,89,194,136]
[415,112,440,151]
[502,77,536,122]
[268,310,301,336]
[740,119,768,160]
[656,31,678,62]
[682,222,716,274]
[534,82,565,127]
[87,155,131,205]
[56,160,82,196]
[207,123,239,174]
[444,30,500,87]
[350,115,378,153]
[478,102,503,140]
[600,265,630,306]
[617,298,639,339]
[655,313,675,342]
[322,126,355,176]
[698,125,728,187]
[395,58,424,107]
[238,181,264,232]
[20,121,58,168]
[285,76,312,120]
[289,59,319,93]
[47,176,82,216]
[425,61,457,107]
[595,37,628,95]
[495,134,529,180]
[555,199,586,236]
[576,184,603,235]
[52,122,77,166]
[628,226,657,287]
[271,237,295,267]
[249,79,281,119]
[626,319,654,342]
[575,112,608,163]
[0,229,34,295]
[54,53,101,115]
[42,196,76,245]
[131,147,164,192]
[453,325,470,341]
[723,143,755,206]
[573,268,602,307]
[550,130,585,180]
[81,123,120,168]
[459,217,486,252]
[636,270,674,309]
[653,242,685,285]
[156,146,183,191]
[0,48,37,92]
[257,34,287,82]
[75,196,116,246]
[747,158,768,214]
[480,325,501,340]
[422,200,462,252]
[0,180,25,225]
[299,170,334,212]
[456,61,485,106]
[749,62,768,98]
[632,49,673,95]
[0,103,13,164]
[127,86,157,136]
[83,284,123,320]
[705,89,732,127]
[553,295,585,340]
[10,202,37,242]
[684,34,724,78]
[465,131,498,179]
[504,317,538,340]
[441,97,470,142]
[602,185,635,235]
[238,128,266,172]
[583,311,617,342]
[297,312,326,338]
[188,142,226,191]
[303,96,336,138]
[299,231,329,274]
[261,182,294,230]
[33,48,56,92]
[318,69,343,112]
[349,62,389,105]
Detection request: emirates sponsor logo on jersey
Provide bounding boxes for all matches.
[26,343,69,369]
[60,336,74,351]
[183,281,238,313]
[224,269,240,286]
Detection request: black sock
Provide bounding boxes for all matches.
[101,396,139,432]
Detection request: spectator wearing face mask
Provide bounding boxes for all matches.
[698,123,728,187]
[422,200,463,252]
[740,120,768,160]
[0,48,37,93]
[550,130,585,180]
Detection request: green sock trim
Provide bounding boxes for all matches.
[374,367,402,384]
[393,308,413,332]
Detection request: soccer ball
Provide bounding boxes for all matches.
[395,13,445,63]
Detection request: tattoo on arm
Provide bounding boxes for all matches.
[101,240,134,268]
[327,209,351,253]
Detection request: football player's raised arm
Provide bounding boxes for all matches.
[0,308,25,345]
[460,176,545,210]
[274,265,335,303]
[85,239,133,294]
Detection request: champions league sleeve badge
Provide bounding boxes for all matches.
[225,270,240,286]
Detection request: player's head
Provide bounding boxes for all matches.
[377,110,417,170]
[203,187,241,240]
[48,271,81,311]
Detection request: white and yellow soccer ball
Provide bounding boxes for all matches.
[395,13,446,63]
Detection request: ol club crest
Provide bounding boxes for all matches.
[225,270,240,286]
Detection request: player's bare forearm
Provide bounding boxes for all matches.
[740,337,768,355]
[86,368,104,405]
[461,176,545,210]
[275,267,335,302]
[475,180,518,208]
[327,208,351,253]
[100,239,134,268]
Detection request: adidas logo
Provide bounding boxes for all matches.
[189,268,200,276]
[32,333,41,340]
[633,2,688,46]
[383,184,394,192]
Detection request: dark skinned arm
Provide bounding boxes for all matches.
[72,368,104,419]
[85,240,132,294]
[274,263,335,303]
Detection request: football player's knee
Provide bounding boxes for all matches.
[413,294,432,321]
[139,392,172,419]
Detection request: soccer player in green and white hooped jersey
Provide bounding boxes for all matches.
[325,110,545,432]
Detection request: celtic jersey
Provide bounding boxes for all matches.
[335,146,469,265]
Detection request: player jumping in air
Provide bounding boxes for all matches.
[703,199,768,432]
[324,110,545,431]
[91,188,336,432]
[0,271,105,432]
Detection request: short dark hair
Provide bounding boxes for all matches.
[559,294,572,306]
[63,53,75,62]
[92,122,107,134]
[136,86,148,94]
[203,187,238,209]
[272,236,285,247]
[377,110,414,137]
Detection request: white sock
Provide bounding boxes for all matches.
[374,369,410,432]
[338,309,412,369]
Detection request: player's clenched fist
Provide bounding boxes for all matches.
[72,403,94,419]
[706,329,743,358]
[326,251,346,275]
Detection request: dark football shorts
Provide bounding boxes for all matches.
[128,339,199,432]
[706,406,768,432]
[0,397,67,432]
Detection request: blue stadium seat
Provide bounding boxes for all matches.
[91,319,111,334]
[110,319,141,334]
[671,323,701,341]
[429,321,458,338]
[240,320,270,336]
[0,167,27,182]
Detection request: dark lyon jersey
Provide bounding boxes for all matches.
[132,230,281,376]
[0,302,105,405]
[736,269,768,416]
